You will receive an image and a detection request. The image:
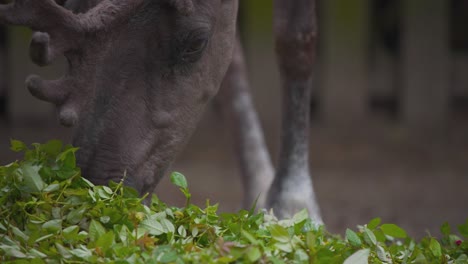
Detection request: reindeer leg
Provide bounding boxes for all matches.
[216,35,274,209]
[266,0,323,224]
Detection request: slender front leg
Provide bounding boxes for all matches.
[216,36,274,209]
[266,0,323,224]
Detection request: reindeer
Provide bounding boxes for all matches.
[0,0,323,224]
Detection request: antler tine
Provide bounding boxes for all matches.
[25,75,70,104]
[26,74,83,127]
[0,1,80,31]
[58,101,80,127]
[0,0,145,31]
[77,0,146,32]
[29,32,64,66]
[1,0,146,66]
[0,0,146,126]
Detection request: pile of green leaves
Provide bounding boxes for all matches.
[0,140,467,263]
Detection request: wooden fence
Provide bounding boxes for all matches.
[243,0,467,129]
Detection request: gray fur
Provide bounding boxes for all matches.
[0,0,238,195]
[0,0,323,224]
[265,0,323,223]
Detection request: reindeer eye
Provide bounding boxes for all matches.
[181,33,209,62]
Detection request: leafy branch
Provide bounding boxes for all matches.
[0,140,467,263]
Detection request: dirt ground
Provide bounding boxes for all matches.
[1,114,467,238]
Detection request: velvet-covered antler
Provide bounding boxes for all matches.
[0,0,147,126]
[1,0,145,62]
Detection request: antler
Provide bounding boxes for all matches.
[0,0,145,126]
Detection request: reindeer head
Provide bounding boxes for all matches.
[0,0,238,194]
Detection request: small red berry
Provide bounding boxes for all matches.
[456,240,462,246]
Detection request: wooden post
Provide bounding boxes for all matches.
[0,26,7,119]
[321,0,370,126]
[453,54,468,101]
[402,0,450,128]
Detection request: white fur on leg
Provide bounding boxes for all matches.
[270,170,323,225]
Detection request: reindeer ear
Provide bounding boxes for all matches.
[166,0,194,15]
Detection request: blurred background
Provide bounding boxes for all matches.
[0,0,467,237]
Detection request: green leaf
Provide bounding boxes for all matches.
[29,248,47,259]
[380,224,407,238]
[367,217,381,230]
[56,168,78,180]
[177,225,187,238]
[269,256,286,264]
[0,245,27,258]
[246,246,262,262]
[42,219,62,233]
[70,246,92,260]
[97,187,111,199]
[343,248,370,264]
[56,147,79,169]
[458,220,468,238]
[170,172,188,189]
[242,229,259,245]
[373,228,386,243]
[192,226,199,237]
[21,163,45,192]
[305,232,316,252]
[66,206,87,225]
[10,139,28,152]
[274,242,293,253]
[363,228,377,246]
[2,140,468,263]
[41,140,63,156]
[55,242,72,259]
[346,229,362,247]
[89,219,106,242]
[429,238,442,258]
[159,250,178,263]
[43,183,60,192]
[292,209,309,224]
[248,194,260,216]
[269,224,290,243]
[116,225,130,246]
[35,234,54,243]
[412,252,427,264]
[140,219,165,236]
[100,215,111,224]
[160,218,175,233]
[63,225,80,241]
[376,245,389,262]
[11,226,29,242]
[456,254,468,263]
[440,222,451,236]
[294,249,309,262]
[96,231,115,252]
